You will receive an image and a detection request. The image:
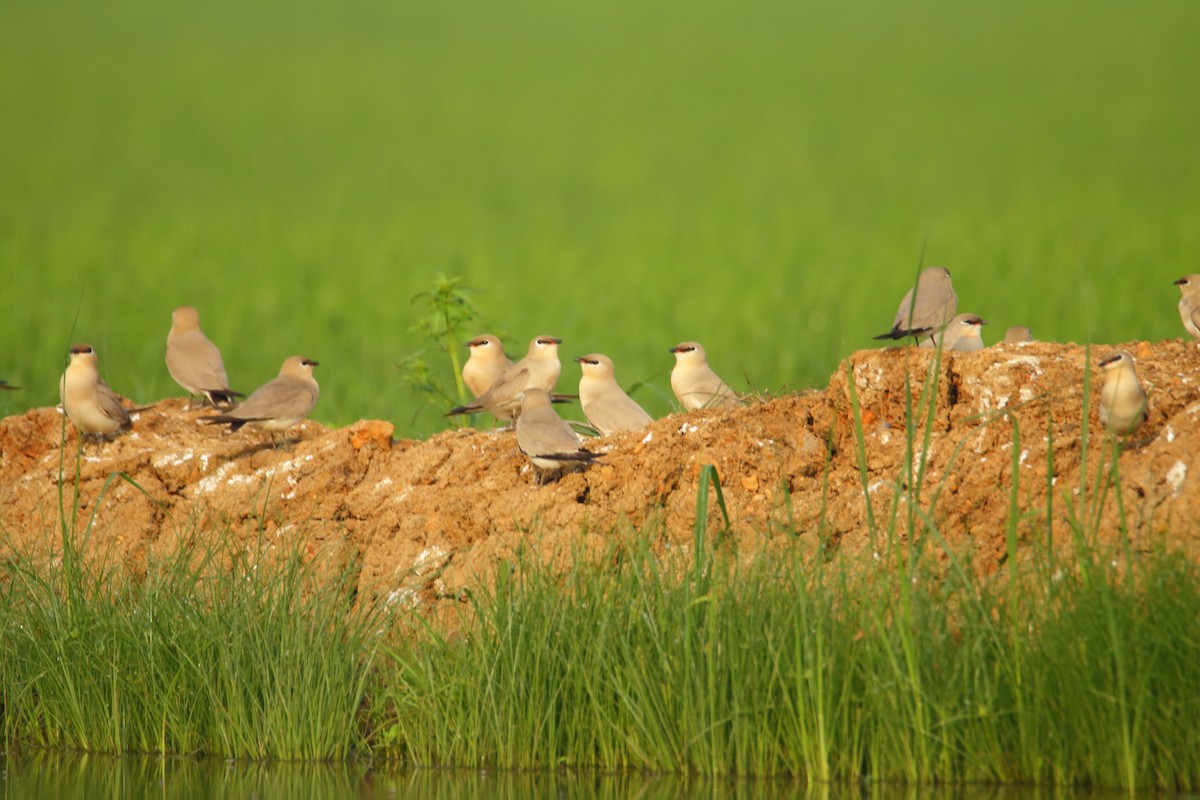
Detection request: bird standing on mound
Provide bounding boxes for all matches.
[447,335,561,424]
[59,343,132,440]
[669,341,739,411]
[1098,351,1148,437]
[461,334,514,398]
[919,313,987,351]
[202,356,319,443]
[874,266,958,342]
[1174,275,1200,340]
[1002,326,1034,344]
[576,353,653,435]
[515,388,600,484]
[166,306,243,408]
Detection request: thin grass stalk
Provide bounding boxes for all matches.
[843,359,879,548]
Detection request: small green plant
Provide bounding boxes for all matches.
[398,274,481,426]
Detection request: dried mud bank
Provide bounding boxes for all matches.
[3,341,1199,609]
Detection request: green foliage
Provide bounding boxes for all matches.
[0,522,388,760]
[398,274,481,425]
[372,518,1200,789]
[2,0,1199,434]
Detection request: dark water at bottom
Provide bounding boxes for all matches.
[0,752,1137,800]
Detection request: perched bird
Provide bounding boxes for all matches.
[202,356,319,440]
[1173,275,1200,339]
[59,343,132,438]
[461,334,514,398]
[166,306,243,407]
[919,313,987,351]
[576,353,653,436]
[669,341,739,411]
[874,266,958,341]
[515,388,600,483]
[447,335,562,423]
[1098,351,1148,436]
[1002,326,1034,344]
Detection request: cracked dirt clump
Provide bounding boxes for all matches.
[3,341,1199,616]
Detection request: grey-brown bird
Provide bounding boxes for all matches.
[448,335,562,423]
[461,334,514,398]
[576,353,653,436]
[669,341,739,411]
[515,388,601,483]
[874,266,958,341]
[1002,326,1034,343]
[1174,275,1200,339]
[59,343,132,438]
[166,306,243,407]
[920,313,987,351]
[202,356,319,438]
[1098,351,1148,436]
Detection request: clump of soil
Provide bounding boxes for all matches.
[3,341,1199,611]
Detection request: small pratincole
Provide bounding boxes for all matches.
[515,388,600,484]
[669,341,739,411]
[202,356,319,443]
[166,306,243,408]
[874,266,958,342]
[59,343,132,440]
[920,313,987,351]
[1174,275,1200,339]
[576,353,653,436]
[461,334,514,399]
[448,335,562,424]
[1098,351,1148,436]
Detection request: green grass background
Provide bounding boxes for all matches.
[2,0,1198,435]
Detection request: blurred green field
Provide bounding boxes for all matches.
[2,0,1198,436]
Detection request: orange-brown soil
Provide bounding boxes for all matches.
[3,342,1199,611]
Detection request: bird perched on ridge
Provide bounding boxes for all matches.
[1098,351,1148,437]
[461,334,514,398]
[874,266,958,342]
[1173,275,1200,339]
[447,335,562,424]
[59,343,132,439]
[919,313,987,351]
[1002,326,1034,344]
[576,353,653,436]
[201,356,319,441]
[515,388,601,484]
[669,341,739,411]
[166,306,243,408]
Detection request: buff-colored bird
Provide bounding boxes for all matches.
[166,306,243,407]
[448,335,562,423]
[202,356,319,439]
[59,343,132,438]
[461,334,514,398]
[515,388,600,483]
[874,266,958,341]
[1098,351,1148,436]
[576,353,653,435]
[1002,326,1034,343]
[669,341,739,411]
[920,313,987,351]
[1174,275,1200,339]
